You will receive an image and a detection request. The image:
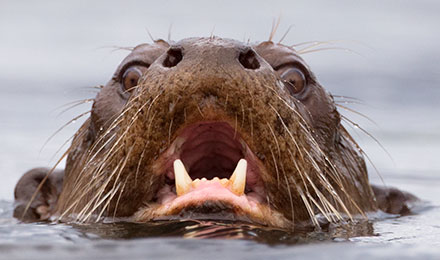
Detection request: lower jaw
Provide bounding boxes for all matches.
[132,199,291,229]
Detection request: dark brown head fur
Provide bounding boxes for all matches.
[46,37,380,229]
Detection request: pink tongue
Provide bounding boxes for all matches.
[189,181,232,195]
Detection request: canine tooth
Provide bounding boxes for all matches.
[174,159,192,196]
[229,159,247,196]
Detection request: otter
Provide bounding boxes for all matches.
[13,37,416,229]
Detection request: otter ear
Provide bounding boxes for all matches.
[371,185,419,215]
[13,168,64,222]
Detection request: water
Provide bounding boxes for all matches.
[1,0,440,259]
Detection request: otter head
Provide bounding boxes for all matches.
[56,37,377,229]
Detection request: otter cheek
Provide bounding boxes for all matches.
[91,83,128,131]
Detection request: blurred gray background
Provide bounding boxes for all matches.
[0,0,439,200]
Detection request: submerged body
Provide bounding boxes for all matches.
[14,37,415,229]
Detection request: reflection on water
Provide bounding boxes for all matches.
[73,219,374,243]
[2,197,439,260]
[0,200,375,245]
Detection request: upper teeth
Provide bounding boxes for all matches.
[173,159,247,196]
[229,159,247,196]
[173,159,193,196]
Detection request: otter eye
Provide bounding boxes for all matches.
[122,67,143,92]
[279,67,307,95]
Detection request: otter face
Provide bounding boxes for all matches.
[57,37,376,229]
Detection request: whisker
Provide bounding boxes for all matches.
[333,95,364,102]
[96,46,134,53]
[341,125,386,187]
[52,98,94,116]
[196,104,205,118]
[86,91,155,164]
[93,146,134,222]
[293,39,373,51]
[268,142,280,187]
[40,110,91,156]
[278,25,293,44]
[146,28,155,42]
[268,16,281,42]
[281,166,295,225]
[265,122,281,157]
[113,176,130,220]
[60,92,161,220]
[22,147,72,220]
[269,102,363,222]
[291,40,342,48]
[293,40,343,51]
[135,148,147,186]
[240,100,245,129]
[291,177,319,226]
[335,100,365,106]
[168,117,174,145]
[341,115,394,163]
[167,23,173,42]
[210,25,216,39]
[298,47,362,57]
[48,120,89,163]
[61,144,123,221]
[336,104,378,127]
[233,113,238,139]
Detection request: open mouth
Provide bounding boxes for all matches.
[142,122,278,224]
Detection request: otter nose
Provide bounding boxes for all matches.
[162,47,183,68]
[238,48,260,70]
[160,39,261,71]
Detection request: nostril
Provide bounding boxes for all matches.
[238,49,260,70]
[163,47,183,68]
